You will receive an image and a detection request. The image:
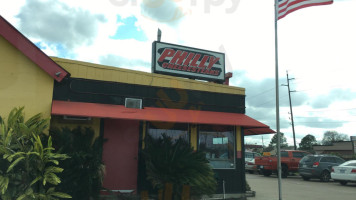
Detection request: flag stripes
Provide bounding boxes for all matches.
[278,0,333,20]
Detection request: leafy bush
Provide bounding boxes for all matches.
[50,126,105,200]
[0,107,70,200]
[143,134,216,199]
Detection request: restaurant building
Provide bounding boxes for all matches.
[0,16,274,197]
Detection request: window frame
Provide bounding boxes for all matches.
[198,125,236,170]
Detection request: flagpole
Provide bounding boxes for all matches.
[274,0,282,200]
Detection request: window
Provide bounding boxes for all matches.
[147,122,189,142]
[300,155,316,163]
[292,152,305,158]
[281,151,289,157]
[292,152,309,158]
[198,125,235,169]
[335,157,345,164]
[245,152,254,159]
[320,157,335,163]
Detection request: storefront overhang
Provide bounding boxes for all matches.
[51,100,274,134]
[244,127,275,136]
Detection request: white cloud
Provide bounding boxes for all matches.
[2,0,356,147]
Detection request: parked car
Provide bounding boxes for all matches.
[298,154,345,182]
[245,151,261,174]
[331,160,356,185]
[245,151,261,162]
[245,158,259,174]
[255,150,310,178]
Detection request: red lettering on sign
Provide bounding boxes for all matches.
[158,49,175,62]
[170,50,188,65]
[190,54,201,67]
[198,55,209,68]
[183,52,195,66]
[207,56,220,70]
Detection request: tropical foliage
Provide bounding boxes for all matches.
[143,134,216,199]
[0,107,71,200]
[49,126,105,200]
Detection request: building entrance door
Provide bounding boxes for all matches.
[102,119,139,193]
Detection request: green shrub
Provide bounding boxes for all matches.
[143,134,216,199]
[0,107,70,200]
[50,126,105,200]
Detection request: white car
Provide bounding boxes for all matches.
[245,158,258,174]
[331,160,356,185]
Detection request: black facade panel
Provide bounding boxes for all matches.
[213,160,245,194]
[53,78,246,113]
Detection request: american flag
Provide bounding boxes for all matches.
[278,0,333,20]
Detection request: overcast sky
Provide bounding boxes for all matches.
[1,0,355,147]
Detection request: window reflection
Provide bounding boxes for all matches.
[147,122,189,142]
[199,125,235,169]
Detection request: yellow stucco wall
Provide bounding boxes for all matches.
[0,36,54,120]
[190,124,198,151]
[236,126,242,152]
[51,57,245,95]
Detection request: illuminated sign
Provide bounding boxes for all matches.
[152,41,225,83]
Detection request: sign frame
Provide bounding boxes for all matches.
[152,41,226,83]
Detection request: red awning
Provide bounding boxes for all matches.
[244,128,275,136]
[51,100,273,134]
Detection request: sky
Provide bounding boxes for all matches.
[1,0,355,147]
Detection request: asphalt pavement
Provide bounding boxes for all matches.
[246,173,356,200]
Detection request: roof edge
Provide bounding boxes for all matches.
[0,15,70,82]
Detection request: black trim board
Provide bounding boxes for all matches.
[53,78,246,114]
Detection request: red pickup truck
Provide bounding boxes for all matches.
[255,150,310,178]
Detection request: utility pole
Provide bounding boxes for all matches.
[282,71,297,150]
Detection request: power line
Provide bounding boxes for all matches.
[294,114,356,118]
[296,107,356,113]
[281,71,356,92]
[249,94,289,107]
[246,87,275,99]
[292,85,356,93]
[295,121,356,124]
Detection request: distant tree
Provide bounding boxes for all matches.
[321,131,349,145]
[269,132,288,149]
[299,134,317,152]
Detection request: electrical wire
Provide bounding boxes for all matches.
[246,87,276,99]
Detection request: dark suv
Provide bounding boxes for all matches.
[298,154,345,182]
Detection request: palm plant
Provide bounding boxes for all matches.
[0,107,71,200]
[143,134,216,199]
[49,126,105,200]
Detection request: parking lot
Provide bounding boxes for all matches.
[246,173,356,200]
